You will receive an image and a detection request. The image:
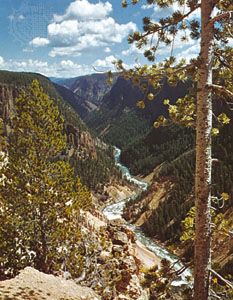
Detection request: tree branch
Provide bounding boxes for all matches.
[209,11,233,26]
[140,4,201,39]
[210,289,222,300]
[207,84,233,98]
[214,52,231,69]
[210,268,233,290]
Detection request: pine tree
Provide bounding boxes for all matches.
[120,1,232,299]
[0,80,92,278]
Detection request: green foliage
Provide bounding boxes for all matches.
[141,260,192,299]
[180,206,232,242]
[119,1,233,297]
[122,124,195,175]
[0,70,118,189]
[86,109,150,150]
[180,207,196,242]
[117,0,232,132]
[141,148,195,241]
[71,147,120,189]
[0,70,86,131]
[0,81,92,278]
[125,112,233,243]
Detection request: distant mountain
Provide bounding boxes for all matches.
[84,76,190,149]
[56,73,118,116]
[55,72,190,150]
[50,76,84,89]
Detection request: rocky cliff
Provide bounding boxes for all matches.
[56,73,118,118]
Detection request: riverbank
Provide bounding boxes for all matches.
[103,147,192,286]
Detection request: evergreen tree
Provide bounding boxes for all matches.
[0,80,92,278]
[120,1,232,298]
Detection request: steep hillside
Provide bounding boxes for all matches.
[0,70,118,189]
[55,73,190,150]
[122,102,233,276]
[53,82,87,118]
[55,73,118,118]
[85,77,190,149]
[121,124,194,175]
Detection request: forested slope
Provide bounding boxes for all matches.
[123,100,233,276]
[0,70,118,189]
[85,76,190,149]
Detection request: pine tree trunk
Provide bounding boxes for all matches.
[194,1,214,299]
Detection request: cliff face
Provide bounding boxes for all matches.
[0,84,17,133]
[82,77,190,149]
[66,123,97,160]
[56,73,118,118]
[62,73,117,105]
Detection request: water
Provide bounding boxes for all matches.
[114,147,148,191]
[103,146,192,286]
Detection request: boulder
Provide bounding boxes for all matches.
[0,267,100,300]
[112,231,129,245]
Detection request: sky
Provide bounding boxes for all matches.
[0,0,218,78]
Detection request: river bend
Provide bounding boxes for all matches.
[103,147,192,286]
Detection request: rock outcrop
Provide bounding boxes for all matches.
[0,267,100,300]
[79,212,149,300]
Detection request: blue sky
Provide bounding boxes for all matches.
[0,0,203,78]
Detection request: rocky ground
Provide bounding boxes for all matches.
[0,209,160,300]
[0,171,166,300]
[0,267,100,300]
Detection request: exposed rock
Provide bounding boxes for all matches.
[131,240,161,269]
[0,267,100,300]
[105,184,133,204]
[59,73,116,111]
[112,231,129,245]
[99,250,112,262]
[75,211,149,300]
[112,245,124,253]
[109,218,127,226]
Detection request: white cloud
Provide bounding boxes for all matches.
[141,4,154,10]
[18,15,25,21]
[53,0,112,22]
[11,59,48,69]
[31,0,136,57]
[142,2,200,21]
[46,17,136,56]
[104,47,111,53]
[93,55,117,69]
[93,55,135,71]
[0,58,95,78]
[0,56,5,66]
[60,60,76,68]
[30,37,50,47]
[122,43,145,56]
[226,38,233,47]
[176,44,200,61]
[1,55,137,78]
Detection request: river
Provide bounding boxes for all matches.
[103,147,192,286]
